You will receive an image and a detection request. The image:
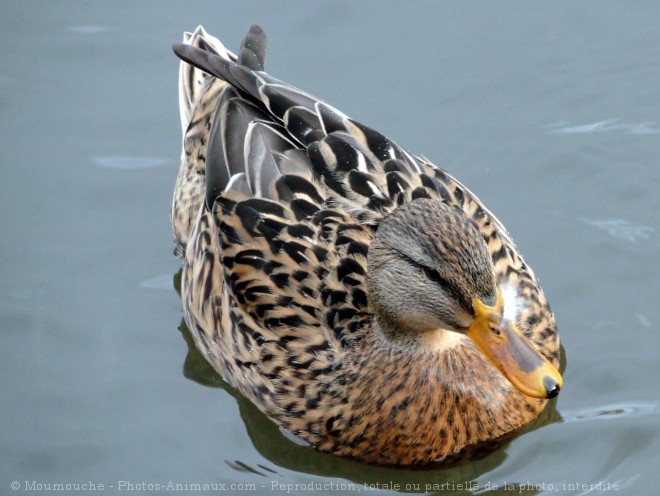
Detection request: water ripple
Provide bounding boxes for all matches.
[94,155,169,169]
[562,402,660,424]
[546,119,660,135]
[579,217,655,243]
[140,274,174,290]
[279,426,311,447]
[225,459,269,477]
[68,26,110,34]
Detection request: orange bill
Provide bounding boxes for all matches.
[466,291,563,399]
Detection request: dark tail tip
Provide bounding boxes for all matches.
[239,25,267,71]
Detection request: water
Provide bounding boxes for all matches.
[2,1,659,494]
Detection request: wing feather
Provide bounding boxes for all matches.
[175,25,554,373]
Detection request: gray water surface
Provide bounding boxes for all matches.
[2,1,660,495]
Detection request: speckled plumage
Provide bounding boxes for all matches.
[171,25,560,465]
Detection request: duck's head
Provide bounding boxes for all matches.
[367,198,562,399]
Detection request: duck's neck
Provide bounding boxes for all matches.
[372,315,468,355]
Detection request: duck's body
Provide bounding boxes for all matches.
[171,26,561,465]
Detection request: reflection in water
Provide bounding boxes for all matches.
[225,459,277,477]
[173,270,563,494]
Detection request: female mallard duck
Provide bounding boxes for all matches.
[171,25,562,466]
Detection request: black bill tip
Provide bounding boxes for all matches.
[544,376,561,399]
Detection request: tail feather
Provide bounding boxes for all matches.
[173,24,435,231]
[177,26,235,134]
[237,25,267,71]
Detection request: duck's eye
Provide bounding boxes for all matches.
[420,263,472,314]
[489,324,501,336]
[423,266,449,287]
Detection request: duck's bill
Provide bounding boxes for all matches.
[467,297,563,399]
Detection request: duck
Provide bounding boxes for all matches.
[170,24,562,466]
